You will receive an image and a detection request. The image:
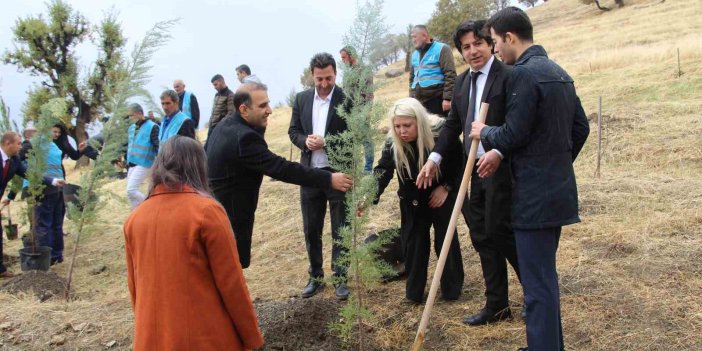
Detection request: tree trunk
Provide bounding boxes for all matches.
[404,51,411,72]
[73,102,92,168]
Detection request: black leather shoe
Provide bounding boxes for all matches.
[521,306,527,320]
[334,283,349,300]
[517,348,528,351]
[462,307,513,326]
[301,279,325,298]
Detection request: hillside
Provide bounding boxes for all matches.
[1,0,701,349]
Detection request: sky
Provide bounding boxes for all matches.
[0,0,436,129]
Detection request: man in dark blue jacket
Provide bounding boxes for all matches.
[0,132,53,278]
[471,7,590,351]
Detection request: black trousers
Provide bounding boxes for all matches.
[300,185,348,279]
[463,159,521,312]
[400,192,464,302]
[421,95,449,117]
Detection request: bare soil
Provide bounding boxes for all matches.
[1,271,68,301]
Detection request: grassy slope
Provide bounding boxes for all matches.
[1,0,701,349]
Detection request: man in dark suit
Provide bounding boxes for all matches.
[471,8,590,351]
[0,132,52,278]
[417,19,523,326]
[288,53,351,300]
[207,83,352,269]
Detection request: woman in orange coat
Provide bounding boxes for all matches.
[123,136,264,351]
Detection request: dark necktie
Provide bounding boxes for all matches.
[466,70,482,124]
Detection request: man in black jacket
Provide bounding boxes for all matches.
[418,19,523,326]
[207,83,352,270]
[471,7,590,351]
[0,132,54,278]
[288,53,351,300]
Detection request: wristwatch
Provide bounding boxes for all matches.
[442,183,453,192]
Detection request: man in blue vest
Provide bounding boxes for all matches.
[409,25,457,117]
[126,103,160,209]
[159,90,196,142]
[173,80,200,128]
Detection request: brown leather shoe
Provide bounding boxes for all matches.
[0,271,18,279]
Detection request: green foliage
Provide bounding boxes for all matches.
[3,0,128,139]
[426,0,492,44]
[0,96,20,133]
[23,98,66,250]
[300,67,314,90]
[62,19,177,299]
[343,0,389,68]
[326,6,397,344]
[286,88,297,108]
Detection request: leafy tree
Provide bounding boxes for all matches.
[0,97,20,133]
[327,1,396,349]
[343,0,389,68]
[63,19,177,300]
[426,0,492,44]
[300,67,314,90]
[286,88,297,108]
[3,0,127,149]
[398,24,414,72]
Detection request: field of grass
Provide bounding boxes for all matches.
[1,0,700,349]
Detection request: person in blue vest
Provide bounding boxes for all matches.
[409,25,457,117]
[159,90,196,143]
[173,79,200,128]
[31,123,95,265]
[126,103,160,209]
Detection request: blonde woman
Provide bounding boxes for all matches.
[373,98,465,303]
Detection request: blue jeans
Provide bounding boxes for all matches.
[515,226,564,351]
[36,191,66,261]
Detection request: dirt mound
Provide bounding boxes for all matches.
[256,297,347,350]
[1,271,68,301]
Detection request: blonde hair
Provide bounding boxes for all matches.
[388,98,438,182]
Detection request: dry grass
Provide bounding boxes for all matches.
[1,0,701,349]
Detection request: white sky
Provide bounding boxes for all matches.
[0,0,436,129]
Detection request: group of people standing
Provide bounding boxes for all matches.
[120,6,590,351]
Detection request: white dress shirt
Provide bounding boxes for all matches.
[429,55,501,165]
[310,86,334,168]
[0,147,8,167]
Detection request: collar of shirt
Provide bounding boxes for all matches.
[165,111,179,120]
[0,147,8,164]
[314,86,335,103]
[470,55,495,77]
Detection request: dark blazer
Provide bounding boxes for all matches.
[374,138,462,207]
[434,57,512,157]
[288,87,348,168]
[481,45,590,230]
[207,112,333,266]
[2,154,52,200]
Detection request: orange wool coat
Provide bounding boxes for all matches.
[123,185,264,351]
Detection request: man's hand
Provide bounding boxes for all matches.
[442,99,451,112]
[55,179,67,187]
[416,159,438,189]
[476,150,501,178]
[305,135,325,151]
[469,121,486,140]
[78,141,88,152]
[428,185,449,208]
[331,173,353,192]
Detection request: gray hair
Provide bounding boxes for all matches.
[148,136,210,196]
[128,103,144,115]
[160,90,180,103]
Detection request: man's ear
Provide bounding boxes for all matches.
[238,104,247,116]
